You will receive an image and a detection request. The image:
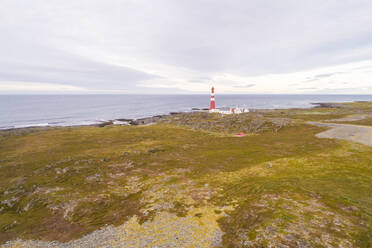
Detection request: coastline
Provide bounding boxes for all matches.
[2,93,372,132]
[0,102,356,133]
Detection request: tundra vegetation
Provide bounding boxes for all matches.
[0,102,371,247]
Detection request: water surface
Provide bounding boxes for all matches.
[1,94,371,129]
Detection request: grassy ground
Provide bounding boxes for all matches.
[0,102,371,247]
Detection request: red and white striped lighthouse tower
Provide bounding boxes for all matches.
[210,86,215,110]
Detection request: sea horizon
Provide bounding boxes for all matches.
[1,94,372,130]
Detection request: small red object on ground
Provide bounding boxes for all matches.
[236,132,246,137]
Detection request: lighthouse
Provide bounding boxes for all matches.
[208,87,249,114]
[210,86,215,111]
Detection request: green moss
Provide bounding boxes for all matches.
[0,102,371,246]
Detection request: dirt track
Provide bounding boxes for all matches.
[327,114,368,122]
[308,122,372,146]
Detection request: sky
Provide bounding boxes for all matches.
[1,0,372,94]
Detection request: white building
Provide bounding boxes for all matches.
[209,106,249,114]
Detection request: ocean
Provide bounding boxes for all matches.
[0,94,371,130]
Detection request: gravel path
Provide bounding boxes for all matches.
[308,121,372,146]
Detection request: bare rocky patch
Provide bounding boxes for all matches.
[1,207,225,248]
[220,193,362,248]
[161,112,294,134]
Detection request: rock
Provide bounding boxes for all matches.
[3,220,18,231]
[285,234,296,241]
[170,112,182,115]
[265,226,277,234]
[1,196,19,208]
[242,240,252,246]
[54,167,70,175]
[55,157,72,165]
[267,162,273,168]
[130,116,163,125]
[311,102,345,108]
[23,201,33,212]
[340,205,359,212]
[96,121,113,127]
[116,118,133,122]
[129,120,139,125]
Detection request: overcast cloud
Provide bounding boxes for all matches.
[1,0,372,94]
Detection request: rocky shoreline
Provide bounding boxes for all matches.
[0,102,360,132]
[97,111,198,128]
[311,102,346,108]
[0,111,201,133]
